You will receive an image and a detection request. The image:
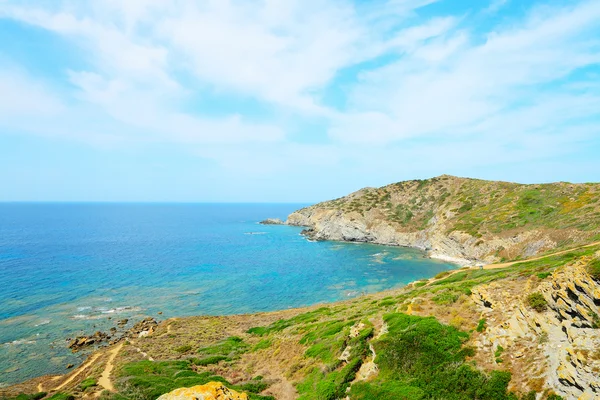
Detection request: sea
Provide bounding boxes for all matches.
[0,203,456,386]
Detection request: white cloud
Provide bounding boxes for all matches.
[331,0,600,148]
[0,0,599,190]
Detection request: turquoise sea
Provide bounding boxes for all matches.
[0,203,455,386]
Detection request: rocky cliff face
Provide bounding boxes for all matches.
[286,175,600,265]
[471,257,600,399]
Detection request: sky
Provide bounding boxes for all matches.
[0,0,599,202]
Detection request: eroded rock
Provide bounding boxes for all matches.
[156,382,248,400]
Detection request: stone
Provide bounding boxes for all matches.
[156,382,248,400]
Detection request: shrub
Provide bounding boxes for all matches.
[8,393,47,400]
[253,339,272,351]
[80,378,97,390]
[586,257,600,280]
[527,293,548,312]
[190,355,228,366]
[432,291,460,305]
[476,319,487,333]
[536,272,551,279]
[369,313,516,399]
[434,271,451,279]
[174,344,192,353]
[198,336,248,358]
[47,394,75,400]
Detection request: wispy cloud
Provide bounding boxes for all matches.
[0,0,599,200]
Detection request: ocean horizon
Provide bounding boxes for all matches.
[0,203,456,386]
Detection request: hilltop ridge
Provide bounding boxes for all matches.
[286,175,600,265]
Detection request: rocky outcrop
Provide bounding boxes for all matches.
[471,258,600,398]
[156,382,248,400]
[287,207,551,266]
[68,331,109,352]
[127,317,158,338]
[67,317,158,352]
[259,218,284,225]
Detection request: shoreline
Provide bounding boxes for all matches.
[1,250,461,390]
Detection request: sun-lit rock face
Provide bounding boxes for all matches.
[471,258,600,399]
[156,382,248,400]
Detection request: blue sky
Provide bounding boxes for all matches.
[0,0,599,202]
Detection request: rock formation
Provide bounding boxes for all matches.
[471,257,600,398]
[156,382,248,400]
[259,218,284,225]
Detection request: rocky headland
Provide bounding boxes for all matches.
[284,175,600,266]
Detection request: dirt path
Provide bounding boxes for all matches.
[52,354,101,392]
[97,342,124,393]
[423,241,600,287]
[483,241,600,270]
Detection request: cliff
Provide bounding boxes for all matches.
[287,175,600,265]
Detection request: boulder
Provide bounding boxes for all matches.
[156,382,248,400]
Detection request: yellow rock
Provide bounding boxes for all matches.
[156,382,248,400]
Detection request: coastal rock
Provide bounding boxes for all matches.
[127,317,158,338]
[156,382,248,400]
[472,258,600,398]
[259,218,284,225]
[68,331,109,352]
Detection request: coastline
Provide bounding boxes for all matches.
[0,233,459,389]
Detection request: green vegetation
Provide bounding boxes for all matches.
[252,339,272,351]
[173,344,192,353]
[476,318,487,333]
[190,355,228,366]
[536,272,552,279]
[527,293,548,312]
[586,257,600,279]
[247,307,333,336]
[297,321,373,400]
[495,345,505,364]
[80,378,97,390]
[198,336,248,358]
[47,394,75,400]
[112,360,272,400]
[351,313,516,400]
[1,393,47,400]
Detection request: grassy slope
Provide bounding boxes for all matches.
[7,245,598,400]
[297,175,600,251]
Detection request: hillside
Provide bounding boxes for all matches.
[2,245,600,400]
[287,175,600,265]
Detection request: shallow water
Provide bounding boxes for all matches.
[0,203,455,386]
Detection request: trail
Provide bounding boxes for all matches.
[424,241,600,287]
[52,354,101,391]
[482,241,600,269]
[97,342,124,393]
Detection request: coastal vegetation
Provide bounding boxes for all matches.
[2,177,600,399]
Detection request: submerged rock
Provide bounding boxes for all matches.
[156,382,248,400]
